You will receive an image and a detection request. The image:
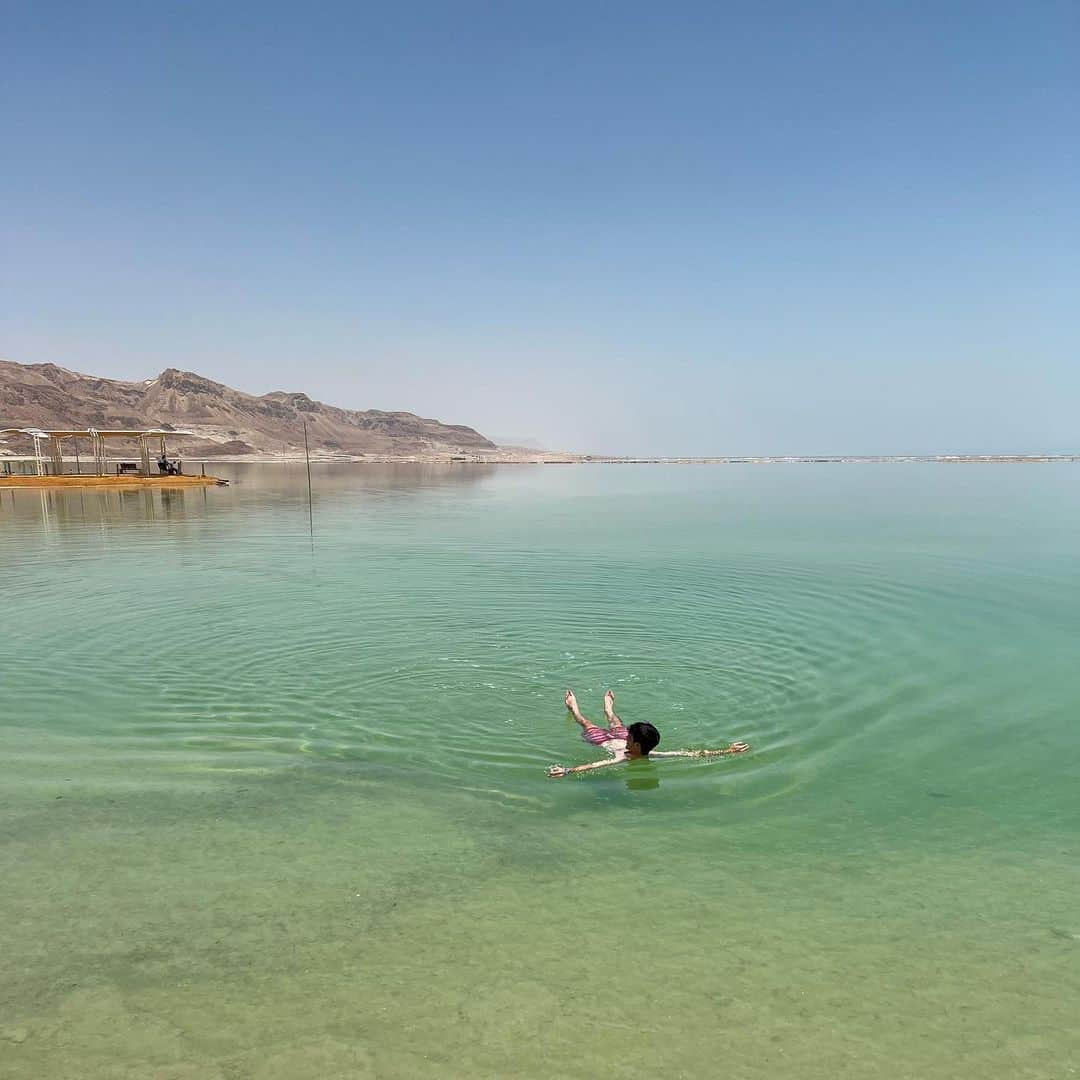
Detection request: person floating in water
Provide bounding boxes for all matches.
[546,689,750,777]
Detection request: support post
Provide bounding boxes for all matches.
[304,420,314,548]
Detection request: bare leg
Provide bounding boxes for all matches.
[564,689,601,734]
[603,689,624,730]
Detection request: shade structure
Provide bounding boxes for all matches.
[0,428,196,476]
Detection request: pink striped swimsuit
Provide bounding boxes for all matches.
[582,724,628,746]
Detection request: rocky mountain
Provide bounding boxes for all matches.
[0,359,497,456]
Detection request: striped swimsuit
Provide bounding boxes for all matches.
[582,724,628,747]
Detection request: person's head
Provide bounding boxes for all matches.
[625,721,660,759]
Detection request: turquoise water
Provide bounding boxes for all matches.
[2,463,1078,1079]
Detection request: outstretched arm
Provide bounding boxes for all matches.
[651,742,751,759]
[546,758,624,778]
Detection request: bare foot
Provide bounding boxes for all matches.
[564,689,580,715]
[603,689,616,720]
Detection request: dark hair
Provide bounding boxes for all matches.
[627,721,660,755]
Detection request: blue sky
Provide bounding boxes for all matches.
[2,1,1076,454]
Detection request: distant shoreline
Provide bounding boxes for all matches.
[164,452,1080,465]
[6,452,1076,467]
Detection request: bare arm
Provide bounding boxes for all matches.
[546,758,624,778]
[651,742,751,759]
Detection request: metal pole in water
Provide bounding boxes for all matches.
[303,419,314,548]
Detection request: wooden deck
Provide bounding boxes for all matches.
[0,473,228,490]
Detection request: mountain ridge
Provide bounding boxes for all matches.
[0,359,497,456]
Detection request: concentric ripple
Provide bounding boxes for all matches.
[3,463,1079,825]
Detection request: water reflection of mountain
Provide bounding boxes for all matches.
[217,462,499,499]
[0,463,501,534]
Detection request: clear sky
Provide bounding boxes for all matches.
[2,2,1077,454]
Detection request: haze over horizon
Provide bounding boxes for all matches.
[3,2,1077,456]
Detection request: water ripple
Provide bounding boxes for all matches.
[3,466,1079,814]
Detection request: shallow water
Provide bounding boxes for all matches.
[2,463,1078,1078]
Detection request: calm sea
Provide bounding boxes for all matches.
[2,463,1077,1078]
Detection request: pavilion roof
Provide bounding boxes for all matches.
[0,428,195,438]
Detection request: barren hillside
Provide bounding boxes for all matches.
[0,360,497,456]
